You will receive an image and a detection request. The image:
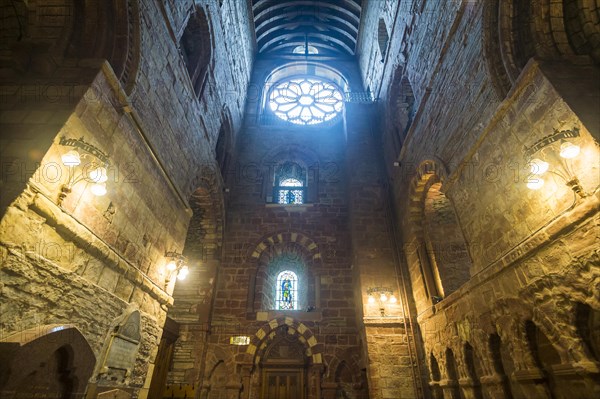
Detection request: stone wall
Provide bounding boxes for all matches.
[0,0,252,397]
[363,0,600,398]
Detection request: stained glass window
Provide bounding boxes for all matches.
[274,163,306,205]
[276,271,298,310]
[268,77,344,125]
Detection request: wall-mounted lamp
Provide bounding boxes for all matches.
[524,127,587,197]
[367,287,397,316]
[162,251,189,288]
[58,136,110,206]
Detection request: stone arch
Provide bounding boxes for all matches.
[68,0,141,93]
[406,159,471,301]
[7,0,141,90]
[0,324,96,399]
[246,318,323,367]
[444,347,462,399]
[463,341,484,399]
[248,231,322,311]
[575,302,600,363]
[407,159,450,235]
[5,0,141,91]
[261,144,321,204]
[520,266,600,367]
[483,0,513,98]
[384,67,416,165]
[492,0,599,88]
[180,5,213,99]
[487,332,515,399]
[325,347,366,398]
[429,352,444,399]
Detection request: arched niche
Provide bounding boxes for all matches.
[407,160,472,304]
[445,348,462,398]
[261,144,321,204]
[179,5,213,99]
[429,352,443,399]
[463,342,484,399]
[575,302,600,363]
[423,181,471,298]
[488,333,514,399]
[258,325,310,399]
[247,231,322,313]
[524,320,562,395]
[0,325,96,399]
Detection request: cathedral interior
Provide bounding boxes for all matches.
[1,0,599,398]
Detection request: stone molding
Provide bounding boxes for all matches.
[27,187,172,306]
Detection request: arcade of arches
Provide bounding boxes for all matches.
[0,1,599,399]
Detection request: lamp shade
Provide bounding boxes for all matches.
[560,141,580,159]
[61,150,81,167]
[90,183,107,196]
[527,178,544,190]
[89,167,108,183]
[529,159,549,175]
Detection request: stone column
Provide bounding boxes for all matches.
[240,365,252,399]
[345,101,418,399]
[438,379,460,399]
[478,374,510,399]
[496,317,551,399]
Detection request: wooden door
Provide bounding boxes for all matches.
[262,369,303,399]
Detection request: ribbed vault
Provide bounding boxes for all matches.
[252,0,362,56]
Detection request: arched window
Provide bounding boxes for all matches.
[274,162,306,204]
[180,7,211,98]
[276,271,298,310]
[268,77,344,125]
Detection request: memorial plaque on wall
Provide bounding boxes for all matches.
[102,310,141,376]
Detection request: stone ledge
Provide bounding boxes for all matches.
[363,316,406,326]
[256,309,323,322]
[265,203,315,212]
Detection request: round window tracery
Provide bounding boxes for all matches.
[268,78,344,125]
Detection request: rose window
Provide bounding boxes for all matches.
[268,78,344,125]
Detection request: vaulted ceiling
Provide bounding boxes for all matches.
[251,0,363,56]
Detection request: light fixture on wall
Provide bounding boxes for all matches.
[367,287,397,316]
[58,136,110,205]
[524,127,587,197]
[163,251,189,287]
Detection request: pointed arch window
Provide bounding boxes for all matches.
[276,271,298,310]
[274,162,306,204]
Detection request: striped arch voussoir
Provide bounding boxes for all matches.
[246,317,322,366]
[249,231,322,264]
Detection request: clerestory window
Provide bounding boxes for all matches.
[276,270,298,310]
[274,162,306,204]
[268,77,344,125]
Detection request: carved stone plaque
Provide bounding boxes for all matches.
[105,336,138,371]
[102,310,141,376]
